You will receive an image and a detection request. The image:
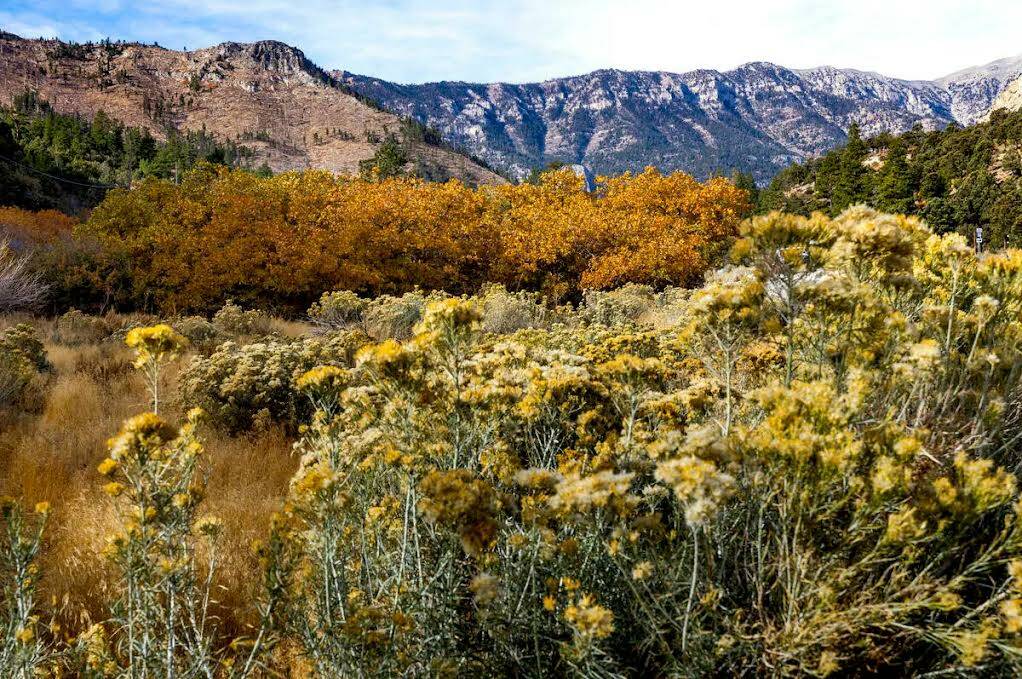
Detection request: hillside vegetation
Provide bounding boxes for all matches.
[1,91,258,213]
[761,109,1022,248]
[3,207,1022,675]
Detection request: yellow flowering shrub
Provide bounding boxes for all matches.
[180,330,369,431]
[8,204,1022,675]
[307,290,367,330]
[263,206,1022,676]
[0,499,50,674]
[125,323,187,414]
[0,332,283,676]
[0,324,50,412]
[211,300,275,337]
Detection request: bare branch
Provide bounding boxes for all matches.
[0,238,48,314]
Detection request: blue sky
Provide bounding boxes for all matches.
[2,1,1020,83]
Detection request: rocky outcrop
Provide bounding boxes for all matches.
[0,34,504,185]
[987,75,1022,118]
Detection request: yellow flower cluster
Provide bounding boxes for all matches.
[548,470,637,518]
[655,456,734,526]
[417,469,499,556]
[564,594,615,641]
[125,324,187,368]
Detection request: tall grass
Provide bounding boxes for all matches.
[0,314,297,673]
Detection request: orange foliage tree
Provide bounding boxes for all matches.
[0,206,78,246]
[71,163,750,313]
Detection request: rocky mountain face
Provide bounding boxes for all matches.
[339,55,1022,181]
[937,55,1022,123]
[3,29,1018,185]
[986,75,1022,118]
[0,33,504,185]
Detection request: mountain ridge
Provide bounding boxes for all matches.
[338,54,1022,181]
[0,32,504,185]
[3,28,1020,185]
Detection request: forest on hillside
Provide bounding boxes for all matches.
[0,90,262,213]
[0,90,506,214]
[759,109,1022,248]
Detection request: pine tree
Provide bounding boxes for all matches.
[832,122,868,212]
[359,137,408,180]
[730,170,760,209]
[874,137,915,214]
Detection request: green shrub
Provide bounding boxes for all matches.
[581,283,657,326]
[478,284,559,334]
[170,315,224,354]
[361,290,446,340]
[307,290,367,331]
[211,300,274,337]
[52,309,113,345]
[0,324,50,373]
[0,324,50,412]
[180,329,370,432]
[0,350,35,411]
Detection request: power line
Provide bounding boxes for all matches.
[0,152,122,189]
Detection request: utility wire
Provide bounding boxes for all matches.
[0,152,122,189]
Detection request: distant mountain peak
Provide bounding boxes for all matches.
[340,53,1022,182]
[936,53,1022,86]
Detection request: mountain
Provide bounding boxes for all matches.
[339,55,1022,182]
[936,54,1022,123]
[988,75,1022,118]
[4,29,1019,186]
[0,33,504,185]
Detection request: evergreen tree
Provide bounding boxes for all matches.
[874,137,915,214]
[730,170,760,209]
[359,136,408,180]
[759,109,1022,248]
[0,95,255,212]
[832,122,868,211]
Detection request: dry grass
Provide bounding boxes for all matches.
[0,320,299,637]
[201,426,297,633]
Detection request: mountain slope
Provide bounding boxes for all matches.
[936,54,1022,123]
[0,33,504,185]
[340,55,1022,182]
[758,106,1022,248]
[988,75,1022,117]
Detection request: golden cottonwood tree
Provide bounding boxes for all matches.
[71,163,750,312]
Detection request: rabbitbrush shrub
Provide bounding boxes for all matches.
[307,290,368,331]
[0,324,50,412]
[0,324,280,676]
[271,207,1022,676]
[51,309,114,346]
[179,330,370,432]
[9,206,1022,676]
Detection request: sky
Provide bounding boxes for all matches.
[1,1,1020,84]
